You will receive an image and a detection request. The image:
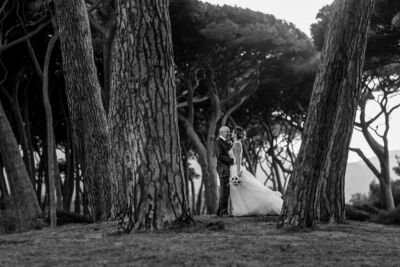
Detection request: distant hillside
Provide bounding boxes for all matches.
[345,149,400,202]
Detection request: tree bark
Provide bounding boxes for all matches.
[0,99,43,232]
[279,0,375,228]
[109,0,191,231]
[54,0,111,221]
[102,18,117,113]
[0,82,34,183]
[319,0,373,222]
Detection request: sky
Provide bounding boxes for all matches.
[201,0,400,163]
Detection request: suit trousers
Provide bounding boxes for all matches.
[218,175,230,215]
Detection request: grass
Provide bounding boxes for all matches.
[1,215,400,266]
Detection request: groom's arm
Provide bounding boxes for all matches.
[216,140,234,165]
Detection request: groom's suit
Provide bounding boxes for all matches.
[216,136,234,216]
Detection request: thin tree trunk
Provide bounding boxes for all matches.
[54,0,111,221]
[42,32,58,227]
[271,160,283,193]
[279,0,375,228]
[204,69,221,215]
[36,157,44,208]
[196,179,204,215]
[182,147,190,210]
[0,158,8,199]
[356,101,395,210]
[63,127,75,211]
[23,85,36,185]
[196,152,218,214]
[190,178,196,214]
[83,187,89,217]
[109,0,191,231]
[59,86,74,211]
[380,160,395,210]
[74,170,81,214]
[53,145,63,210]
[0,99,43,232]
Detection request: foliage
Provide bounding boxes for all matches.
[349,179,400,210]
[345,204,372,221]
[369,179,400,209]
[394,155,400,176]
[347,179,400,224]
[171,0,317,114]
[310,5,332,51]
[349,193,371,206]
[311,0,400,69]
[373,206,400,225]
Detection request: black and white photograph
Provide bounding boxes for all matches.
[1,0,400,265]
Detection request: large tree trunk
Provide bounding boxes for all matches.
[0,82,35,183]
[54,0,111,221]
[109,0,191,231]
[319,0,374,222]
[0,100,43,232]
[278,0,375,228]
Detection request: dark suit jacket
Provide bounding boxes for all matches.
[216,137,234,178]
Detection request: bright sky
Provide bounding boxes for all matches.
[201,0,400,162]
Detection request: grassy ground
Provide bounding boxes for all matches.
[1,215,400,266]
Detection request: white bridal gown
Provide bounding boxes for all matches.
[228,141,283,216]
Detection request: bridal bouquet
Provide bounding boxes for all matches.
[230,176,242,186]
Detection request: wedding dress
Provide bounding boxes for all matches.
[228,141,283,216]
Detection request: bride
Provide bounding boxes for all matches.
[228,126,283,216]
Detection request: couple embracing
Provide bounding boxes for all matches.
[216,126,283,217]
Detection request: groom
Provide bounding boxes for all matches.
[216,126,234,217]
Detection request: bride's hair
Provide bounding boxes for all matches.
[234,126,245,140]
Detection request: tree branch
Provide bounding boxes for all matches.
[177,96,209,108]
[0,20,51,53]
[0,0,9,15]
[349,147,381,182]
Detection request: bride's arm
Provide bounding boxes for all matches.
[232,142,242,177]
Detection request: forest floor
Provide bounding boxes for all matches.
[1,215,400,266]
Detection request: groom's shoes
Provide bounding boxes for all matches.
[221,212,233,218]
